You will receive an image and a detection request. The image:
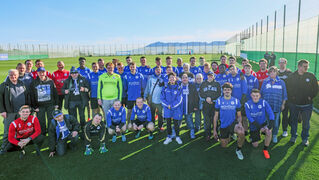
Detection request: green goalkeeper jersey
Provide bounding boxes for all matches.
[97,73,122,100]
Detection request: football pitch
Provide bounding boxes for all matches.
[0,54,318,180]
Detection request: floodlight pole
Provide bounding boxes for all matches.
[294,0,301,69]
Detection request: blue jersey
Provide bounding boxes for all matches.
[245,99,275,131]
[114,67,118,74]
[118,72,127,98]
[162,66,179,75]
[215,96,241,128]
[124,65,130,73]
[176,66,184,75]
[198,65,204,72]
[77,67,91,80]
[245,75,259,101]
[138,66,152,90]
[123,72,144,101]
[88,71,100,98]
[107,106,126,127]
[215,73,229,87]
[201,71,209,81]
[190,66,202,76]
[161,83,183,109]
[98,68,107,75]
[227,74,248,101]
[130,104,152,122]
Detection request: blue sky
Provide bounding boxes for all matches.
[1,0,317,45]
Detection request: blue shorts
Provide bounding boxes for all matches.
[163,106,183,120]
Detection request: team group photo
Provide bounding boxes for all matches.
[1,0,319,179]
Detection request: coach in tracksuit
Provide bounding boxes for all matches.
[199,71,221,141]
[286,60,318,146]
[30,67,58,135]
[181,73,199,139]
[62,67,90,134]
[161,72,183,145]
[52,61,69,110]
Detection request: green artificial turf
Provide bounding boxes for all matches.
[0,54,318,180]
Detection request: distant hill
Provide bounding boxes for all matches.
[145,41,226,47]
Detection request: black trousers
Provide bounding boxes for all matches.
[166,118,180,137]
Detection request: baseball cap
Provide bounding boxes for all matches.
[52,109,63,119]
[37,67,46,72]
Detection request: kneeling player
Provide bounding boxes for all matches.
[49,110,80,157]
[131,97,155,139]
[213,83,245,160]
[245,89,274,159]
[84,113,108,155]
[107,100,127,142]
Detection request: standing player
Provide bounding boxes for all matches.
[52,61,69,110]
[89,62,102,116]
[211,61,220,75]
[201,62,211,81]
[189,57,202,76]
[138,56,152,95]
[163,56,179,75]
[84,113,108,155]
[181,73,199,139]
[123,62,144,130]
[256,59,269,89]
[25,59,34,75]
[245,89,274,159]
[220,55,229,68]
[151,57,164,75]
[213,83,245,160]
[161,73,183,145]
[124,56,133,73]
[198,56,206,72]
[176,57,184,75]
[215,64,228,87]
[277,58,292,137]
[116,62,127,107]
[98,58,107,75]
[131,97,155,139]
[199,71,221,141]
[241,59,257,77]
[107,100,127,142]
[31,60,53,79]
[98,62,122,122]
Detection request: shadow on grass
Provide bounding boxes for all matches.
[266,119,319,179]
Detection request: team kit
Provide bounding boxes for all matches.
[0,55,317,160]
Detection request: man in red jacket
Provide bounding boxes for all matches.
[256,59,269,89]
[8,105,44,158]
[31,60,53,79]
[52,61,70,110]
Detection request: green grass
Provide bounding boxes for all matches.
[0,54,319,179]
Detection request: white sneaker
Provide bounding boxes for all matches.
[273,135,278,143]
[163,137,172,145]
[236,149,244,160]
[231,134,237,140]
[282,131,288,137]
[175,136,183,144]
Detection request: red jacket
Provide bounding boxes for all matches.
[31,71,53,80]
[52,69,70,95]
[8,115,41,146]
[256,69,269,89]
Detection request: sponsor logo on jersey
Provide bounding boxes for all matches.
[258,105,262,109]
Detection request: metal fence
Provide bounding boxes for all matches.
[0,42,226,61]
[225,0,319,78]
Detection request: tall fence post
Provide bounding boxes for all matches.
[295,0,302,69]
[282,5,286,57]
[266,16,269,52]
[314,15,319,76]
[273,10,277,53]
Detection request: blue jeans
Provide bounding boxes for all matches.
[272,112,281,136]
[194,110,205,131]
[184,113,194,131]
[290,104,313,141]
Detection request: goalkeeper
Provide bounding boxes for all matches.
[84,113,107,155]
